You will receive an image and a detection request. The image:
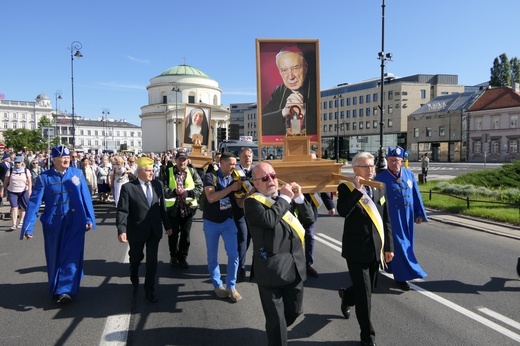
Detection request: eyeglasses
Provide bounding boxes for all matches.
[254,173,277,182]
[32,162,38,165]
[355,165,375,170]
[279,65,302,75]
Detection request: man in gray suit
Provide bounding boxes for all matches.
[244,162,314,346]
[117,156,172,303]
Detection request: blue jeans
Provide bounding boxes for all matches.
[203,218,239,290]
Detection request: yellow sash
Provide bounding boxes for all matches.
[342,181,386,267]
[310,193,323,208]
[248,193,305,245]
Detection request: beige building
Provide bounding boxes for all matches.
[467,86,520,163]
[140,64,230,153]
[320,74,464,158]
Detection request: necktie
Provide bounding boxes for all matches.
[365,186,372,200]
[145,182,153,206]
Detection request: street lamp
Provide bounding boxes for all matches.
[102,108,110,152]
[54,90,62,143]
[172,83,181,148]
[375,0,392,173]
[334,94,343,162]
[70,41,83,148]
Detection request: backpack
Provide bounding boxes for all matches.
[198,173,217,211]
[7,166,30,190]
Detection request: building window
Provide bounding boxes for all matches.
[509,139,518,153]
[3,113,7,119]
[366,121,370,129]
[346,123,350,131]
[366,108,371,117]
[13,113,18,120]
[353,110,357,117]
[328,124,333,132]
[346,98,351,106]
[439,126,445,136]
[475,118,482,130]
[492,117,500,129]
[388,119,393,127]
[373,120,378,128]
[359,121,363,129]
[373,93,378,102]
[388,105,393,114]
[162,95,167,104]
[188,95,195,103]
[328,100,333,108]
[359,95,364,104]
[359,108,364,117]
[341,111,345,119]
[353,122,357,130]
[421,89,426,99]
[353,96,357,105]
[346,110,351,118]
[13,123,17,129]
[323,125,327,132]
[323,101,327,109]
[323,114,327,121]
[491,140,499,153]
[329,112,333,120]
[388,90,393,100]
[340,98,345,107]
[426,127,432,137]
[474,141,482,154]
[366,94,371,103]
[510,115,518,128]
[414,128,420,137]
[373,107,378,116]
[3,123,7,129]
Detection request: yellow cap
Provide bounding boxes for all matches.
[136,157,153,168]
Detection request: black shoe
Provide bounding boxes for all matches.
[306,264,319,278]
[170,257,178,267]
[56,293,72,304]
[338,288,351,319]
[237,268,247,282]
[145,290,158,303]
[130,276,139,288]
[178,259,189,269]
[395,281,410,291]
[360,341,376,346]
[517,257,520,276]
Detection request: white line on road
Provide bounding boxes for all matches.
[478,307,520,331]
[315,233,520,343]
[100,245,131,346]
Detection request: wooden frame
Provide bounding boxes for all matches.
[182,104,211,148]
[256,39,321,147]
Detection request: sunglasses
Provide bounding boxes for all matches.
[254,173,277,182]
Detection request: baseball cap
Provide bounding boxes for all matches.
[175,152,188,160]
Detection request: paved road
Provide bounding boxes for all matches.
[0,198,518,345]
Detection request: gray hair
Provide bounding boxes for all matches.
[351,152,374,166]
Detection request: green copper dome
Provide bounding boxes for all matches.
[159,64,209,78]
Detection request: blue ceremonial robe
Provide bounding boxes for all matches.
[20,167,96,296]
[375,168,428,282]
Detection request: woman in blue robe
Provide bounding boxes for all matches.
[20,146,96,304]
[375,146,427,291]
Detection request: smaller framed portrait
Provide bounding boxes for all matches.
[182,104,211,147]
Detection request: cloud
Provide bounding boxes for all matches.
[126,55,150,64]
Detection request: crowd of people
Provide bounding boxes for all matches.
[3,144,433,346]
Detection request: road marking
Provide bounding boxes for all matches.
[99,246,131,346]
[315,232,520,343]
[478,307,520,331]
[314,233,342,252]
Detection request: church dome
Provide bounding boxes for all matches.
[36,93,50,101]
[158,64,209,79]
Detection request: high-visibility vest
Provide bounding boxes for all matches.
[165,167,195,208]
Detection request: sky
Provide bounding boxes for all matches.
[2,0,519,126]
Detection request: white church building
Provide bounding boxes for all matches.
[140,64,230,154]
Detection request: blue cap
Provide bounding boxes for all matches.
[387,146,405,159]
[51,145,71,158]
[2,154,10,160]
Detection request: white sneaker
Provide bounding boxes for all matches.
[10,225,17,230]
[16,223,22,228]
[214,286,229,298]
[227,288,242,302]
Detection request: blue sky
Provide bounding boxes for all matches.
[2,0,519,126]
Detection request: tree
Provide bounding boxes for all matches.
[490,53,517,87]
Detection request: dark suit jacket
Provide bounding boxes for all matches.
[116,179,171,242]
[0,161,10,182]
[337,183,393,264]
[244,195,314,286]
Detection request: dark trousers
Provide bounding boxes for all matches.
[235,216,251,269]
[167,210,193,261]
[257,276,304,346]
[304,220,316,265]
[344,259,379,343]
[129,236,160,292]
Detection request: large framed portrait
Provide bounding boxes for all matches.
[182,104,211,147]
[256,39,320,146]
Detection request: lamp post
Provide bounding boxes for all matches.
[70,41,83,149]
[54,90,62,143]
[172,83,181,148]
[376,0,392,173]
[334,94,342,162]
[102,108,110,152]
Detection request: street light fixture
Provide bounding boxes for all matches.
[102,108,110,152]
[70,41,83,149]
[375,0,392,173]
[334,94,343,162]
[172,83,181,148]
[54,90,62,143]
